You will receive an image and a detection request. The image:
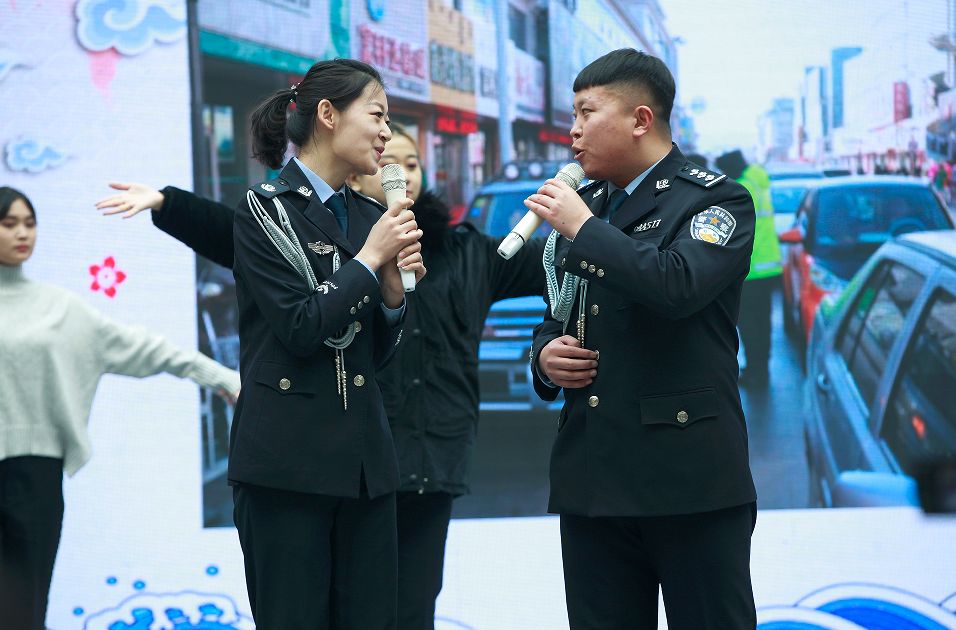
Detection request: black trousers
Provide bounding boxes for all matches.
[396,491,453,630]
[233,483,398,630]
[738,275,778,374]
[0,456,64,630]
[560,503,757,630]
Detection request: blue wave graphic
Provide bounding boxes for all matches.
[75,0,186,56]
[4,138,67,173]
[758,583,956,629]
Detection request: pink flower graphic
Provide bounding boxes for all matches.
[89,256,126,298]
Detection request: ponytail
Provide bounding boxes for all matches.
[248,59,385,170]
[250,88,296,170]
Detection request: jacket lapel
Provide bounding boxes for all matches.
[610,145,685,230]
[277,160,356,255]
[344,188,375,250]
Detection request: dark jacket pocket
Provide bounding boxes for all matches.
[254,361,320,396]
[639,387,718,429]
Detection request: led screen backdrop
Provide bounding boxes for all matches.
[1,0,955,628]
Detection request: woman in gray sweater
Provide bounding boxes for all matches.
[0,187,240,630]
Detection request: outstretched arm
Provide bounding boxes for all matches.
[97,183,236,269]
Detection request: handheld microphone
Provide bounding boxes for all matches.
[380,163,417,292]
[497,162,585,260]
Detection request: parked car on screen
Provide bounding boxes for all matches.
[779,176,953,343]
[804,231,956,508]
[468,160,574,411]
[770,178,817,235]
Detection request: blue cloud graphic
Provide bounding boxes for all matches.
[5,138,68,173]
[75,0,186,56]
[0,49,28,83]
[83,590,254,630]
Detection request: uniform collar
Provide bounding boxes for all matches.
[607,145,686,229]
[608,153,668,197]
[292,156,348,203]
[277,159,358,255]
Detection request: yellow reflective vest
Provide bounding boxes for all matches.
[738,164,782,280]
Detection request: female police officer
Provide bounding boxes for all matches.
[231,59,424,629]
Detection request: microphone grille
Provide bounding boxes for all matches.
[380,163,407,192]
[555,163,586,189]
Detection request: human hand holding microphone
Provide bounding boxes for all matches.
[497,162,586,259]
[381,163,418,292]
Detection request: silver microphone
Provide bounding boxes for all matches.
[380,163,417,292]
[497,162,586,260]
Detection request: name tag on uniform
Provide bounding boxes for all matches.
[633,218,662,233]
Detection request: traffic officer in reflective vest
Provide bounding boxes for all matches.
[716,149,783,388]
[525,48,759,629]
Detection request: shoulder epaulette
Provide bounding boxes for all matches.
[251,178,290,199]
[676,164,726,188]
[576,179,601,193]
[350,189,388,212]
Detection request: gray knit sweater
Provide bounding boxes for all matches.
[0,264,240,475]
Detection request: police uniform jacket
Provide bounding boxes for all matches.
[229,160,403,499]
[530,145,758,517]
[148,187,546,497]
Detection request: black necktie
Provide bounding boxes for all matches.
[326,192,348,234]
[603,189,628,223]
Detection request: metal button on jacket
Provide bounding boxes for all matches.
[580,260,588,269]
[588,264,596,273]
[677,410,689,423]
[350,306,357,314]
[590,304,600,316]
[353,375,365,387]
[279,378,291,391]
[363,296,370,303]
[597,269,605,277]
[588,395,599,407]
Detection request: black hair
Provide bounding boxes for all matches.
[250,58,385,169]
[715,150,748,180]
[573,48,676,135]
[0,187,36,222]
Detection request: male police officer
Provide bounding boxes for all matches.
[525,49,758,629]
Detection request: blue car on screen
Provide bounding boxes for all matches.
[467,161,574,411]
[804,231,956,508]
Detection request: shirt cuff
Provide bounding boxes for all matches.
[381,301,405,326]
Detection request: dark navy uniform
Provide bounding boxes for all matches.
[230,159,403,629]
[531,145,758,629]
